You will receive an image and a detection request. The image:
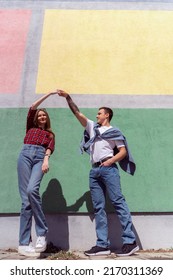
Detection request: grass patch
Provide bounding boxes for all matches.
[46,250,81,260]
[42,242,82,260]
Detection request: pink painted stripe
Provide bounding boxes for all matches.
[0,10,32,94]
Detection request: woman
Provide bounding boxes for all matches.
[17,92,56,257]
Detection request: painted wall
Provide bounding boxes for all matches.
[1,107,173,213]
[0,0,173,214]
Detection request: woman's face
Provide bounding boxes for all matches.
[37,110,47,128]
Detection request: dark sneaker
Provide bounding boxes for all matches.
[84,246,111,256]
[116,242,139,256]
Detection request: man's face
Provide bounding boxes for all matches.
[96,109,109,125]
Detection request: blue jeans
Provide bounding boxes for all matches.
[17,144,48,245]
[89,164,136,248]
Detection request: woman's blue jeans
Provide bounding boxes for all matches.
[89,164,136,248]
[17,144,48,245]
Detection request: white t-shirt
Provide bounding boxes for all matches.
[85,119,125,163]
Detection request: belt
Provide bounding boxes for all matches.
[92,157,112,168]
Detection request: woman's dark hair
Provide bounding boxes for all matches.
[34,108,55,138]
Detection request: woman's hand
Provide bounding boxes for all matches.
[42,161,49,173]
[42,155,50,173]
[49,91,58,95]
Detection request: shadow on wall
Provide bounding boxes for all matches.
[42,178,142,250]
[42,178,94,250]
[42,178,94,214]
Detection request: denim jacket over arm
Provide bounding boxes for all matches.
[80,123,136,176]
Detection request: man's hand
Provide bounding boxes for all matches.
[100,158,115,167]
[100,147,127,167]
[57,89,68,98]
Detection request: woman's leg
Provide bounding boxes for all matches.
[17,150,33,245]
[27,146,48,237]
[27,160,48,237]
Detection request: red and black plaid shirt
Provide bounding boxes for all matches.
[23,108,55,154]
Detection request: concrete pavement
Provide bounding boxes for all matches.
[1,249,173,260]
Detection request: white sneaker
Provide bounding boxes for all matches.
[35,236,47,253]
[18,243,40,257]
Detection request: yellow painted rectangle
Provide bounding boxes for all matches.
[36,10,173,95]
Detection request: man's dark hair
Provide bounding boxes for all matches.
[99,107,113,122]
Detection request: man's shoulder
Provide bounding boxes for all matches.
[86,119,95,129]
[87,119,95,124]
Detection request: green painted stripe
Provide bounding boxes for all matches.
[0,108,173,213]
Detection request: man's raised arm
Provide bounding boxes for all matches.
[57,89,87,127]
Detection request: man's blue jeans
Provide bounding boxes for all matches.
[17,144,48,245]
[89,164,136,248]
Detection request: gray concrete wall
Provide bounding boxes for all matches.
[1,214,173,251]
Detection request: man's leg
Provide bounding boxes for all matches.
[84,167,111,256]
[101,164,139,256]
[89,167,110,248]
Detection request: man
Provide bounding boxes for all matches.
[58,89,139,257]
